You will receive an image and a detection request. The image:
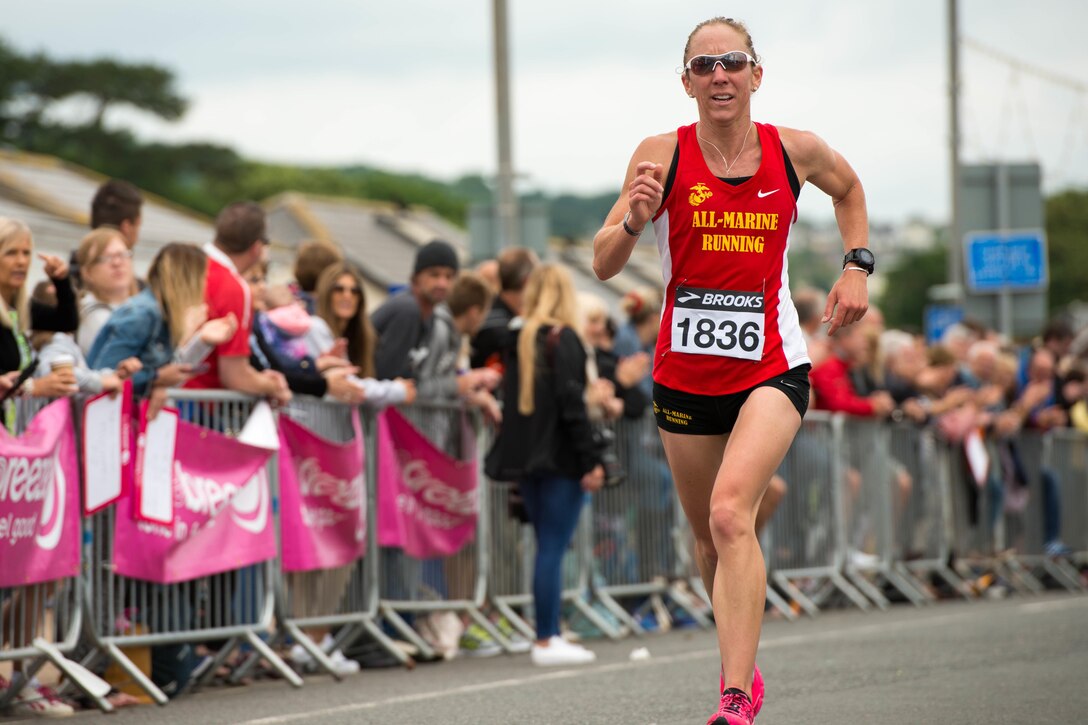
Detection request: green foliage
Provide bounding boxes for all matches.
[544,191,618,239]
[1045,189,1088,313]
[878,243,948,331]
[786,239,841,293]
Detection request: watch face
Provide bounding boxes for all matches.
[855,248,875,266]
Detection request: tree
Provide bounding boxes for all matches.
[46,59,187,130]
[0,39,185,140]
[1045,189,1088,313]
[879,243,947,332]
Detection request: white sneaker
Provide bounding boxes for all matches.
[505,632,532,655]
[328,648,361,675]
[13,684,75,718]
[289,643,315,668]
[849,549,880,569]
[530,636,597,667]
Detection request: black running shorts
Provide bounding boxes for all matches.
[653,364,811,435]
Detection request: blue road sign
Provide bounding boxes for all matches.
[924,304,964,346]
[964,230,1048,292]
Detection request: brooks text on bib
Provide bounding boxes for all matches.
[671,286,765,362]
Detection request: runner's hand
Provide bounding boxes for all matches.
[823,268,868,335]
[628,162,664,229]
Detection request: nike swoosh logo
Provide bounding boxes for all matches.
[757,189,779,198]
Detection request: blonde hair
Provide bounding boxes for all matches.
[146,243,207,346]
[577,291,608,325]
[75,226,138,300]
[517,264,583,415]
[684,17,760,65]
[0,217,32,333]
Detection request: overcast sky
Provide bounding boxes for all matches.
[6,1,1087,225]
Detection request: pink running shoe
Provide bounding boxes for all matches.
[719,664,764,716]
[707,688,755,725]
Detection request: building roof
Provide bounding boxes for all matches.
[265,191,658,314]
[0,148,219,274]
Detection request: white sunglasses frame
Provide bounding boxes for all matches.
[683,51,757,76]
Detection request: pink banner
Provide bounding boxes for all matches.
[113,416,276,584]
[0,399,80,587]
[278,412,366,572]
[376,408,477,558]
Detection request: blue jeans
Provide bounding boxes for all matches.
[518,474,588,640]
[1042,468,1062,545]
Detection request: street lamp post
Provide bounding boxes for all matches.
[492,0,519,251]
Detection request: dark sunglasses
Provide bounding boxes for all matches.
[685,51,756,76]
[332,285,361,296]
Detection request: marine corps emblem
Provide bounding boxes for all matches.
[689,183,713,207]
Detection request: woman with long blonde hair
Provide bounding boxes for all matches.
[0,216,79,399]
[486,263,604,667]
[88,243,236,397]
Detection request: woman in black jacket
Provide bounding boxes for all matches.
[487,264,604,667]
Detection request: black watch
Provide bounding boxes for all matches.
[842,248,875,275]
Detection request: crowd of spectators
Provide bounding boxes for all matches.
[806,287,1088,558]
[2,176,1086,714]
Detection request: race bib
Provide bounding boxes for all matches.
[671,286,765,362]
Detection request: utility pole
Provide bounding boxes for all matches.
[947,0,962,300]
[492,0,519,250]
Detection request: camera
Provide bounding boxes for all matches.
[592,424,626,488]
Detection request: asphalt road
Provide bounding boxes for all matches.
[8,593,1087,724]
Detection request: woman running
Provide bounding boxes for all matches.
[592,17,872,725]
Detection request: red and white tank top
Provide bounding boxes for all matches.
[651,122,810,395]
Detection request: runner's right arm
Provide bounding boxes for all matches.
[592,134,674,280]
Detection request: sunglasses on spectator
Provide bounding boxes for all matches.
[684,51,756,76]
[92,250,134,265]
[332,285,361,296]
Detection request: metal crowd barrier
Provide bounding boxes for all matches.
[0,397,110,713]
[6,388,1088,711]
[589,413,713,632]
[766,413,871,615]
[1048,428,1088,569]
[838,417,931,607]
[1010,432,1085,592]
[888,423,972,600]
[377,402,513,658]
[485,477,626,642]
[943,434,1007,587]
[272,398,404,677]
[78,390,301,706]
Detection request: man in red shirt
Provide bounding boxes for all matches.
[186,201,290,403]
[809,321,893,418]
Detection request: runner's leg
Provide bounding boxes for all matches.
[659,431,726,599]
[712,387,801,696]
